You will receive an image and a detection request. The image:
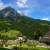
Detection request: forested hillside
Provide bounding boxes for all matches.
[0,7,49,40]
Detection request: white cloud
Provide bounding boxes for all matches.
[16,0,31,16]
[17,10,22,15]
[16,0,40,17]
[18,0,27,4]
[0,0,7,10]
[0,0,4,10]
[16,2,24,7]
[42,18,48,20]
[0,0,11,10]
[16,0,28,8]
[17,10,28,16]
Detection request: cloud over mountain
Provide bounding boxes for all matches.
[1,0,49,20]
[42,18,48,20]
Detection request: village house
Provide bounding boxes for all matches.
[0,35,27,46]
[39,28,50,44]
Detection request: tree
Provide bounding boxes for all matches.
[0,30,22,47]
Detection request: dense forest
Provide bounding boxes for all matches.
[0,7,49,40]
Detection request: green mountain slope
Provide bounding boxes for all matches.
[0,7,49,40]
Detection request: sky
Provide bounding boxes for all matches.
[0,0,49,21]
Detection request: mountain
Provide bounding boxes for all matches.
[0,7,49,40]
[0,7,20,20]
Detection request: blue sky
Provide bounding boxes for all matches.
[0,0,49,21]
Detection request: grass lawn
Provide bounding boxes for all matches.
[38,48,50,50]
[13,46,50,50]
[0,47,50,50]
